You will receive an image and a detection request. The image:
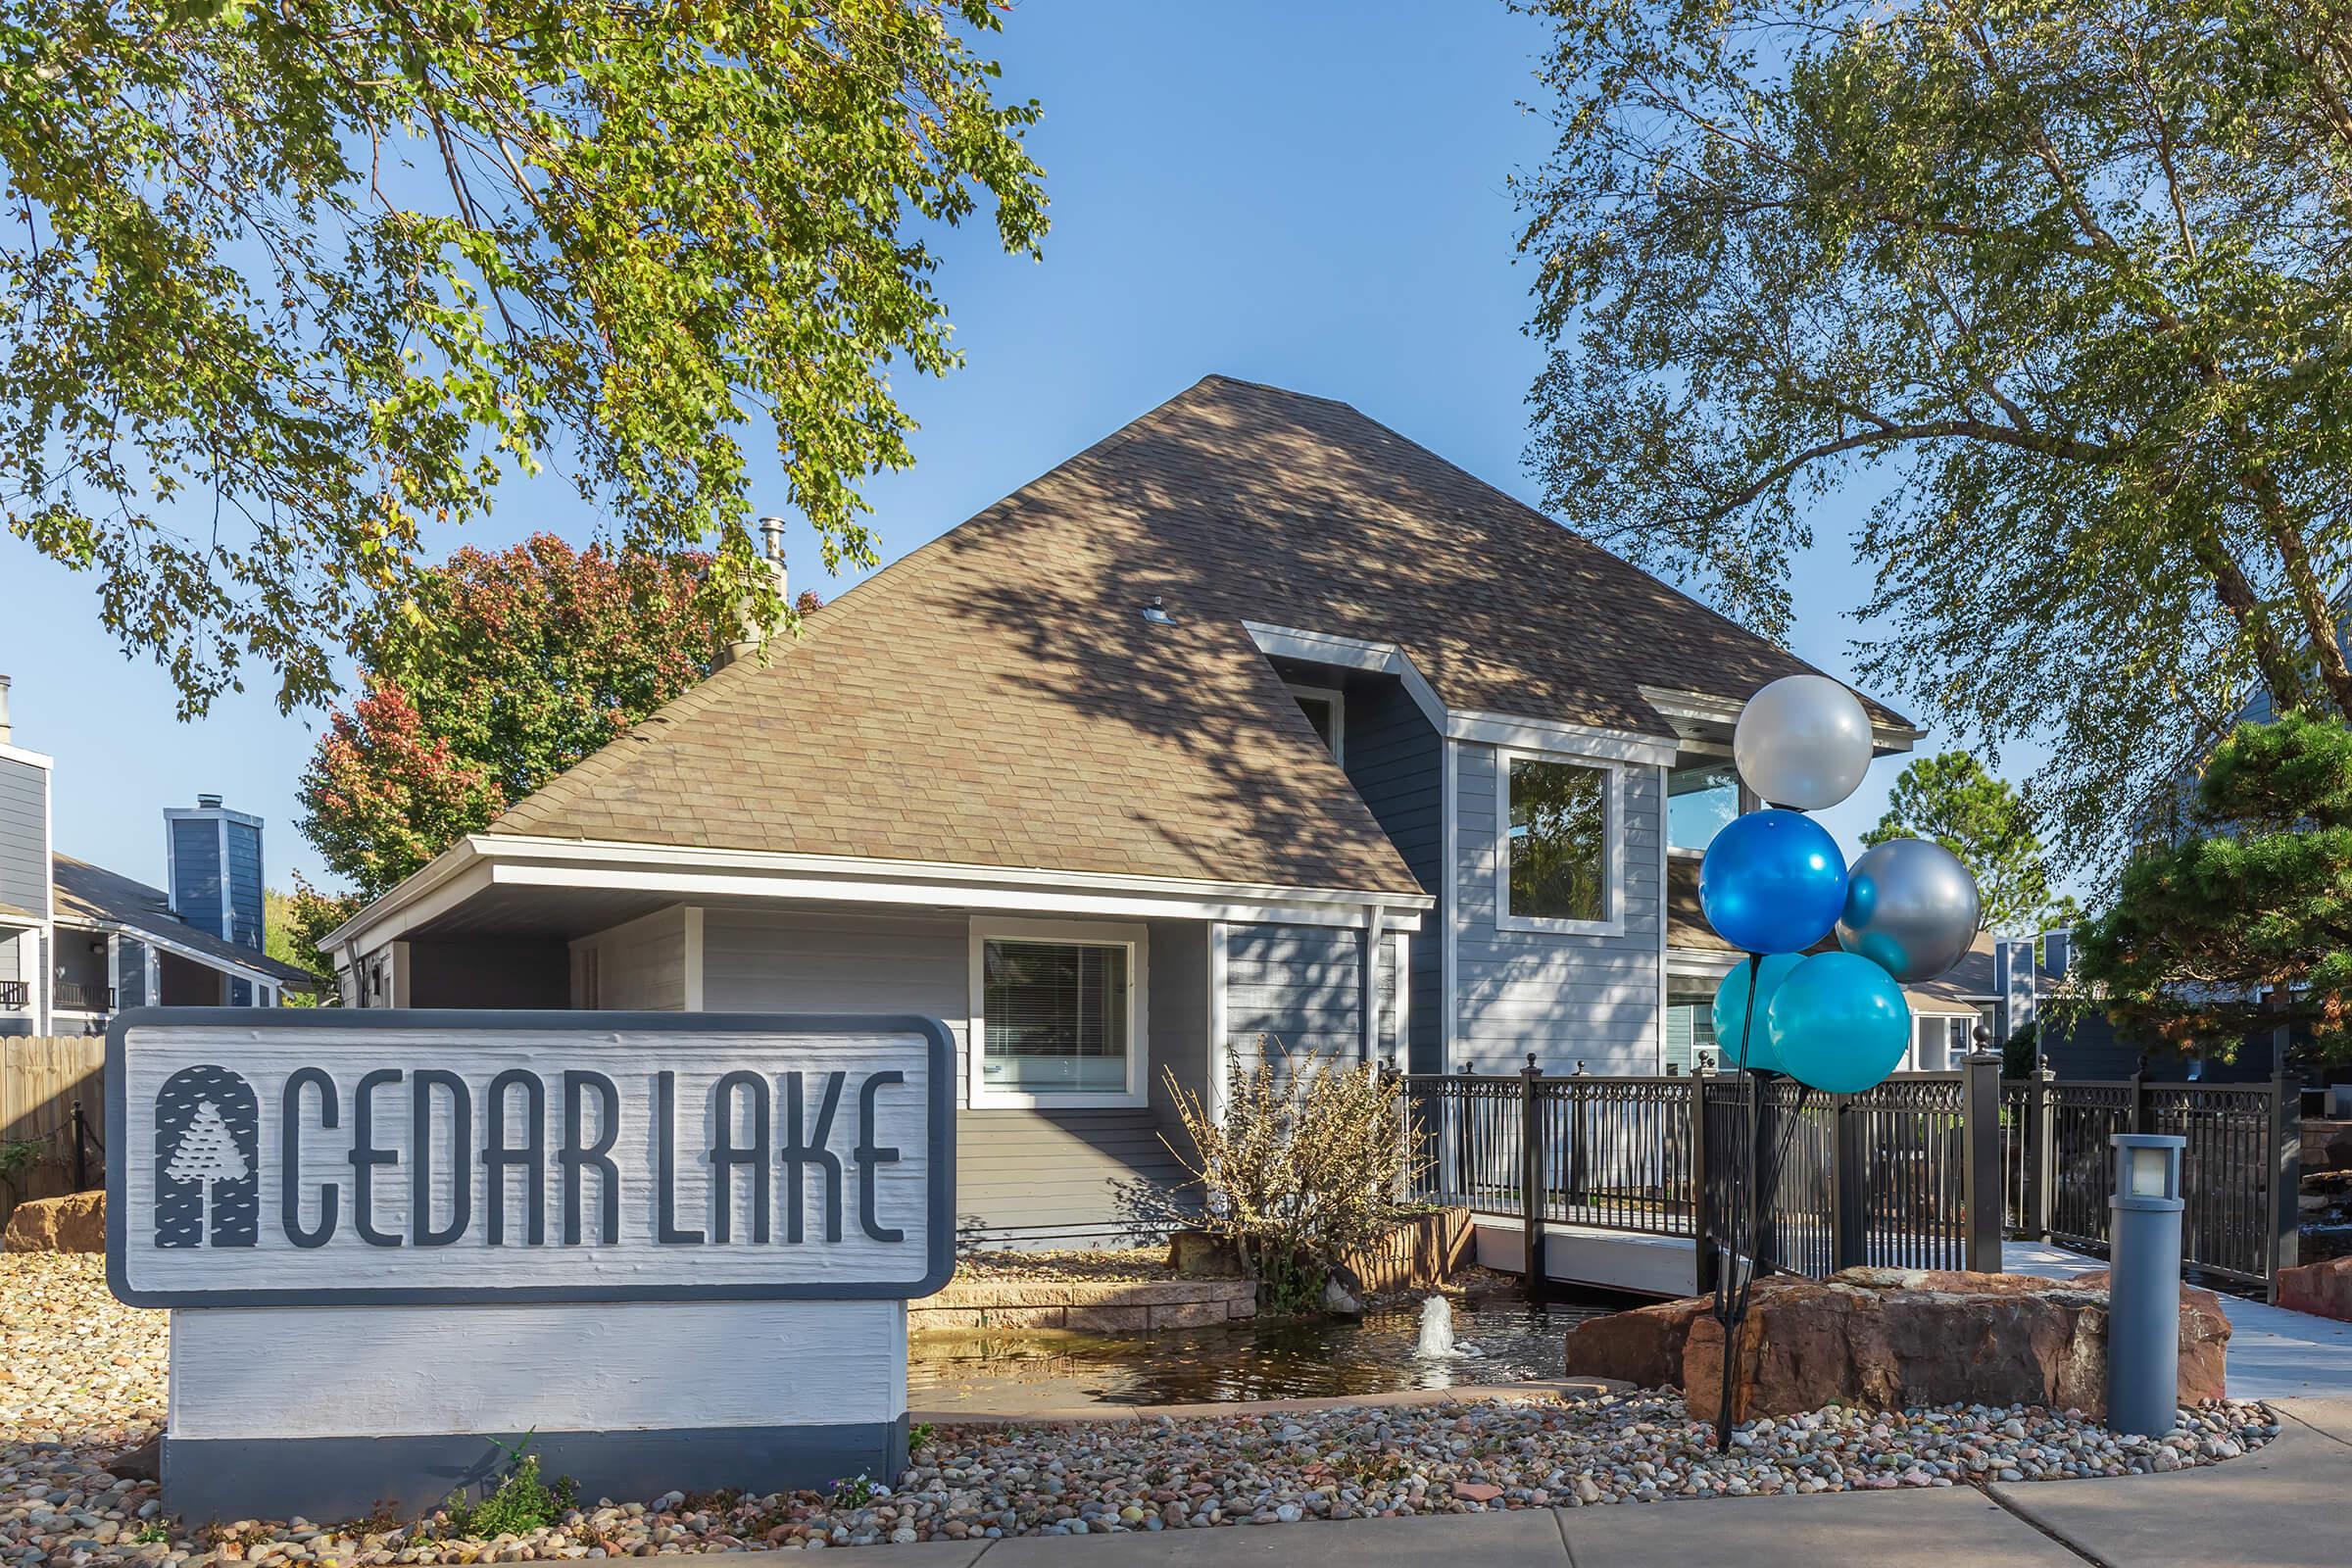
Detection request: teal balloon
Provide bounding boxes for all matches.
[1710,954,1804,1074]
[1765,952,1913,1094]
[1698,808,1848,954]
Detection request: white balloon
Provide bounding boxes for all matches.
[1734,674,1876,810]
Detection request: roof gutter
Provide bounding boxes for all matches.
[51,911,315,991]
[325,833,1435,960]
[1638,684,1926,753]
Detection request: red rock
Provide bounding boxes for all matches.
[1562,1294,1712,1389]
[2069,1269,2232,1400]
[1450,1482,1503,1502]
[1680,1267,2230,1424]
[2276,1255,2352,1322]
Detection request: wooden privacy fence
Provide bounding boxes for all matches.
[2000,1071,2301,1295]
[1399,1052,2297,1298]
[1,1035,106,1232]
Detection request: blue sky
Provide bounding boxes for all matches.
[0,0,2026,896]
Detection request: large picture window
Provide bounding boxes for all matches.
[1498,752,1621,934]
[969,920,1149,1106]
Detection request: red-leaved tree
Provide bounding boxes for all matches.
[300,534,817,900]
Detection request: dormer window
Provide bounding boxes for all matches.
[1287,683,1345,764]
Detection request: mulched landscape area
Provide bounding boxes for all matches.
[0,1253,2279,1561]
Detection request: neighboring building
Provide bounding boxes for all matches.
[0,677,314,1034]
[323,376,1919,1246]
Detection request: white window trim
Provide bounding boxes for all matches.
[967,916,1151,1109]
[1494,746,1628,939]
[1285,682,1346,765]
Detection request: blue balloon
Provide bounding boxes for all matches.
[1765,952,1913,1095]
[1711,954,1804,1074]
[1697,808,1848,955]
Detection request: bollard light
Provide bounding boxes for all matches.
[2107,1132,2187,1439]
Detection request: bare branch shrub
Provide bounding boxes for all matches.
[1159,1037,1423,1310]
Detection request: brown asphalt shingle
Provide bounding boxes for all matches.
[493,377,1904,895]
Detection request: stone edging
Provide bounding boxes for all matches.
[908,1378,1627,1427]
[909,1277,1257,1333]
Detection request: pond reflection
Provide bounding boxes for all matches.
[908,1288,1632,1412]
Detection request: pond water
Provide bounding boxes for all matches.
[907,1287,1636,1414]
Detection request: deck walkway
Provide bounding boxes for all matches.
[2002,1240,2352,1402]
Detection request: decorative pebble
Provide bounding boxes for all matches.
[0,1254,2281,1561]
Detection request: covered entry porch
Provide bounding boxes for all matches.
[326,837,1425,1248]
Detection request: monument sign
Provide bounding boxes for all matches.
[107,1009,953,1520]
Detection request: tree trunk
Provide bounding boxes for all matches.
[2188,529,2311,715]
[2257,489,2352,717]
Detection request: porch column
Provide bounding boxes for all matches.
[1205,921,1230,1123]
[32,925,50,1034]
[1359,906,1385,1064]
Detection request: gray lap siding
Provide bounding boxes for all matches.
[1220,921,1401,1075]
[1338,677,1444,1071]
[699,907,1197,1250]
[1449,744,1664,1074]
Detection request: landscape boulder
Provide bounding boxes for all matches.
[2068,1268,2234,1398]
[2300,1118,2352,1174]
[1166,1229,1249,1280]
[2277,1255,2352,1322]
[1562,1292,1712,1390]
[1679,1267,2229,1423]
[2,1190,105,1253]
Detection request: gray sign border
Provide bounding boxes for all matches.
[106,1007,956,1308]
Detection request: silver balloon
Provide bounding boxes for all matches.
[1836,837,1981,983]
[1733,673,1876,810]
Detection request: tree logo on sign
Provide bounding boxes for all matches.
[154,1065,259,1248]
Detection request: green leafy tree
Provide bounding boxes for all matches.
[2074,710,2352,1062]
[1513,0,2352,868]
[1,0,1045,716]
[1865,751,2061,933]
[264,881,356,1001]
[297,534,802,898]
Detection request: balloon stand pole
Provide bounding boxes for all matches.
[1708,954,1814,1455]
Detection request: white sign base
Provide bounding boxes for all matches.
[165,1298,909,1520]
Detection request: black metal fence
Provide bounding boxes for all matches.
[1402,1056,2004,1287]
[2000,1072,2300,1292]
[1404,1056,2302,1296]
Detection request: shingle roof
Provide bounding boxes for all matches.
[494,376,1906,891]
[53,855,316,988]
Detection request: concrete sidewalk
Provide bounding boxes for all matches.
[632,1397,2349,1568]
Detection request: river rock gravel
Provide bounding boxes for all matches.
[1,1253,2278,1562]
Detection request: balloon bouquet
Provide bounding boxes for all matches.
[1696,675,1982,1449]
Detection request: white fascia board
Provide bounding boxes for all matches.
[499,858,1427,933]
[1450,711,1676,767]
[478,835,1432,910]
[320,846,492,953]
[1639,683,1926,753]
[0,742,54,770]
[1665,946,1742,980]
[54,912,300,990]
[1242,621,1447,730]
[1242,620,1678,766]
[331,836,1428,957]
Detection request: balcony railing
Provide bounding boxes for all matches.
[0,979,25,1009]
[54,980,114,1012]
